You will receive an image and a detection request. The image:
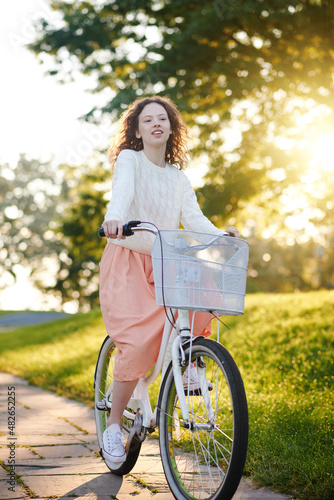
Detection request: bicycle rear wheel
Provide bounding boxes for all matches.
[158,337,248,500]
[94,335,142,475]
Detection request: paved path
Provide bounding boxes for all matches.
[0,373,290,500]
[0,312,70,331]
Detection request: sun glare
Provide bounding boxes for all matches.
[309,133,334,172]
[275,125,334,241]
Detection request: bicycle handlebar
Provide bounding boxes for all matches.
[98,220,143,238]
[98,221,239,258]
[98,220,235,240]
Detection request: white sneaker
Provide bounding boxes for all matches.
[182,363,213,394]
[102,423,126,468]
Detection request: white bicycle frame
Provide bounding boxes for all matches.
[103,224,218,431]
[129,307,190,428]
[123,306,215,430]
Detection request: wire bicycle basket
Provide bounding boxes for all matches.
[151,230,249,316]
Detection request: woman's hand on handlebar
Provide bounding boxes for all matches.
[224,226,239,238]
[101,219,126,240]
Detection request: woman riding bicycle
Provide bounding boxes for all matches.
[99,95,239,469]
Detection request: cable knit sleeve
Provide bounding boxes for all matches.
[180,172,222,235]
[104,150,137,222]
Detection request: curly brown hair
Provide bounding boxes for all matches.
[108,96,189,170]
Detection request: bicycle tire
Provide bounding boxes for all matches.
[94,335,142,475]
[158,337,248,500]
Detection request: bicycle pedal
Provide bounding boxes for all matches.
[96,400,108,411]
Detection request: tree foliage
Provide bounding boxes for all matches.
[246,235,334,293]
[23,0,334,307]
[30,0,334,114]
[0,156,66,298]
[30,0,334,229]
[0,156,110,310]
[52,162,109,310]
[1,155,332,311]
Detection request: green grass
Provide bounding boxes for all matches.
[0,291,333,499]
[0,310,16,316]
[218,291,334,500]
[0,309,103,405]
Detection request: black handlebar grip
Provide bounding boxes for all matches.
[98,220,142,238]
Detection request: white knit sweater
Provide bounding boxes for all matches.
[104,149,222,255]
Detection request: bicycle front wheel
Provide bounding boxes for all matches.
[94,335,142,475]
[158,337,248,500]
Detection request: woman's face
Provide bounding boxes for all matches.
[136,102,172,149]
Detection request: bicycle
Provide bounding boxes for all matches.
[94,220,249,500]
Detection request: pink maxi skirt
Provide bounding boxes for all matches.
[99,244,212,382]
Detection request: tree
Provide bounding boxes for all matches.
[27,0,334,301]
[29,0,334,230]
[51,160,110,310]
[0,155,112,311]
[29,1,334,116]
[0,156,67,305]
[246,235,334,292]
[2,155,329,311]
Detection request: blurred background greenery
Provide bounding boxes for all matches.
[1,0,333,312]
